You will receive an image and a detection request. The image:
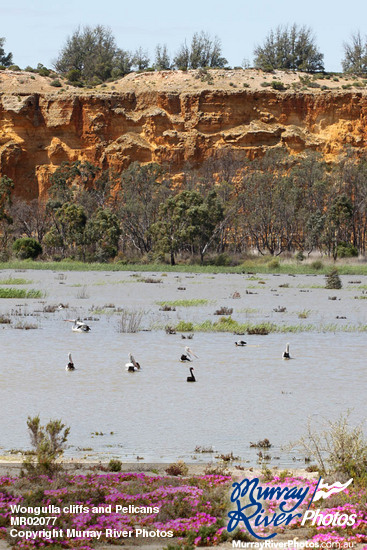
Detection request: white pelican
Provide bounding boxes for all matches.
[282,343,291,359]
[180,347,198,362]
[235,340,247,346]
[65,353,75,371]
[187,367,196,382]
[125,353,141,372]
[64,319,91,332]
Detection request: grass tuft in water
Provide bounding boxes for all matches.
[14,322,38,330]
[157,299,209,307]
[297,309,312,319]
[0,314,11,323]
[116,309,144,332]
[173,317,367,334]
[75,286,90,299]
[0,277,32,285]
[175,321,194,332]
[0,288,43,298]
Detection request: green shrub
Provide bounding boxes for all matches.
[108,459,122,472]
[89,76,103,86]
[22,416,70,476]
[175,321,194,332]
[210,253,231,266]
[337,242,358,258]
[13,238,42,260]
[271,80,286,90]
[267,258,280,269]
[66,68,81,82]
[8,64,21,71]
[325,269,342,289]
[50,79,62,87]
[311,260,323,270]
[37,67,50,77]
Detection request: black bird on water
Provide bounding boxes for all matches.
[187,367,196,382]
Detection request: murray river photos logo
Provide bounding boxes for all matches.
[227,477,355,540]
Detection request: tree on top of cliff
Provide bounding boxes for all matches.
[154,44,171,70]
[132,47,150,71]
[0,37,13,67]
[54,25,131,83]
[342,31,367,74]
[174,31,227,70]
[253,24,324,72]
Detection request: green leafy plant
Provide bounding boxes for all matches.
[337,242,358,258]
[108,459,122,472]
[325,269,342,289]
[22,416,70,476]
[311,260,323,270]
[267,258,280,269]
[13,238,42,260]
[271,80,286,90]
[175,321,194,332]
[50,79,62,87]
[0,288,42,298]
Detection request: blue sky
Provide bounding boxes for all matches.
[2,0,366,71]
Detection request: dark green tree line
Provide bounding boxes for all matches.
[4,149,367,263]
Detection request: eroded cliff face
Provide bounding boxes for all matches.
[1,86,367,198]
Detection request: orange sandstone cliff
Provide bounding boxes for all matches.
[1,69,367,199]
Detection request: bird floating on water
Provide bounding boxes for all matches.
[64,319,91,332]
[235,340,247,346]
[187,367,196,382]
[65,353,75,371]
[126,353,141,372]
[282,343,291,359]
[180,347,198,362]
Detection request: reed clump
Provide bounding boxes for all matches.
[0,288,42,298]
[116,309,144,332]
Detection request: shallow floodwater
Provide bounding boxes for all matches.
[0,269,366,467]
